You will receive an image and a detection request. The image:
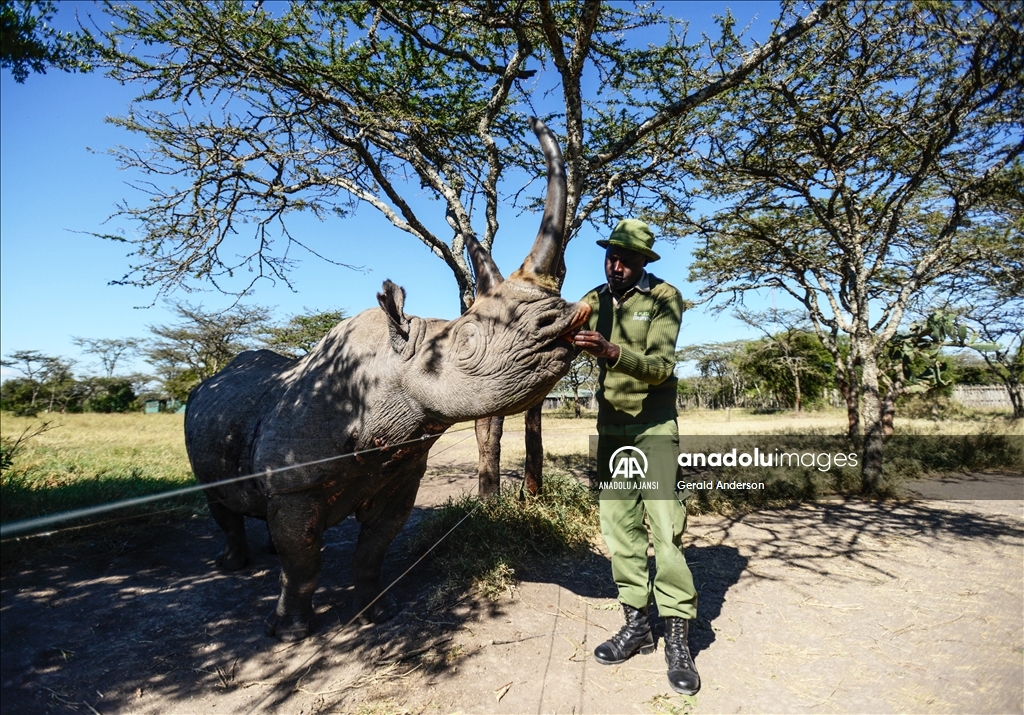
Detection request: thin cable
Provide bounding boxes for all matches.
[340,498,483,630]
[0,427,482,544]
[0,424,479,539]
[0,504,196,543]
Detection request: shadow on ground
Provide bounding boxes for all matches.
[706,497,1024,585]
[2,494,1021,713]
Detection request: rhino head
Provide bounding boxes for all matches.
[374,118,589,424]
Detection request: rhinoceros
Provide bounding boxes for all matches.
[184,118,589,641]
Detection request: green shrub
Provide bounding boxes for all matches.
[412,472,599,605]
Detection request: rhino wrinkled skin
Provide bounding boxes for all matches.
[184,119,589,641]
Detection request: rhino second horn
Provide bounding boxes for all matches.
[513,117,567,289]
[464,234,504,298]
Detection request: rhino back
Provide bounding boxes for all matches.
[249,311,416,484]
[185,349,297,490]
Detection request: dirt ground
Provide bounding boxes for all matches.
[2,425,1022,715]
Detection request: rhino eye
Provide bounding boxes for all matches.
[452,321,486,368]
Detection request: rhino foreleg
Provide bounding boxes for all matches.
[207,496,250,570]
[264,494,326,642]
[352,461,425,624]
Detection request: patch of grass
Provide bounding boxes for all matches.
[646,693,697,714]
[412,471,599,606]
[884,429,1022,473]
[0,412,200,528]
[683,428,1022,512]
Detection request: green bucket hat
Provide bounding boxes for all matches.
[596,219,660,262]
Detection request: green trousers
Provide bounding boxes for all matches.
[597,419,697,620]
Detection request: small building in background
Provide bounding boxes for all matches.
[144,398,186,414]
[951,385,1012,410]
[543,389,596,412]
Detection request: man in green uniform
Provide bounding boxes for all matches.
[573,219,700,695]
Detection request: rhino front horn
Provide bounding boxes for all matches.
[511,117,567,290]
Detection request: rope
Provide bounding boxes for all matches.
[0,424,481,539]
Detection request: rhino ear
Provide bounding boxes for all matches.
[377,280,411,353]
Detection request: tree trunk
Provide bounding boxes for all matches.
[475,415,503,497]
[828,342,860,438]
[881,391,896,437]
[793,370,801,413]
[859,352,884,494]
[1008,382,1024,419]
[523,404,543,495]
[836,373,859,438]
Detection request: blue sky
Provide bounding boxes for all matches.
[0,1,787,382]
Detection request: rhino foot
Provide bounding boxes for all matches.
[265,611,312,641]
[356,592,399,625]
[215,544,249,571]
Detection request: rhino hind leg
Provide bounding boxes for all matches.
[352,462,425,625]
[208,498,250,571]
[266,521,277,555]
[265,495,326,642]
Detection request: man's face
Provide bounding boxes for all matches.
[605,247,648,293]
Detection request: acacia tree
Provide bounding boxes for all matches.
[145,302,270,400]
[89,0,836,494]
[556,351,598,417]
[676,0,1024,490]
[0,350,60,410]
[961,301,1024,418]
[263,309,347,357]
[0,0,92,82]
[71,336,140,378]
[734,307,833,412]
[939,205,1024,417]
[40,356,76,413]
[676,342,749,409]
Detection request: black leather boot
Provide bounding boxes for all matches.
[593,604,656,665]
[664,617,700,695]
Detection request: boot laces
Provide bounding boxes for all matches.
[666,621,693,669]
[611,621,639,649]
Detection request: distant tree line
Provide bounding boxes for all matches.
[551,307,1009,418]
[674,314,1010,414]
[1,305,345,416]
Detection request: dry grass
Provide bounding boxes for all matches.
[1,412,190,474]
[412,472,599,605]
[2,408,1018,528]
[1,412,196,525]
[429,409,1021,472]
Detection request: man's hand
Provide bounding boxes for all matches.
[573,330,620,362]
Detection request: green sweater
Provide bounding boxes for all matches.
[581,273,685,425]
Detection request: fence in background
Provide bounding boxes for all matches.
[951,385,1012,409]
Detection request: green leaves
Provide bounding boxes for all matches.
[263,309,347,357]
[1,0,93,82]
[89,0,834,306]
